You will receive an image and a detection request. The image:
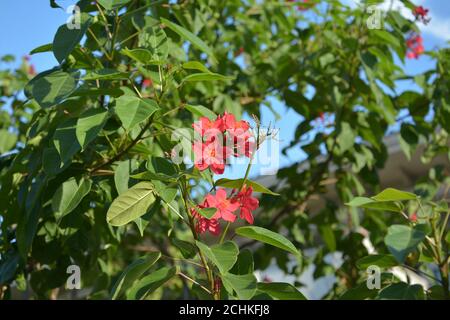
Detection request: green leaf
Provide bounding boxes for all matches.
[196,241,238,274]
[230,249,254,275]
[372,188,418,202]
[215,178,279,196]
[0,129,17,154]
[356,254,398,270]
[0,252,20,285]
[53,118,81,165]
[76,108,109,150]
[182,72,233,83]
[121,48,153,64]
[51,177,92,220]
[83,69,130,81]
[110,252,160,300]
[26,70,78,108]
[126,266,176,300]
[171,238,196,259]
[182,61,211,73]
[30,43,53,55]
[196,207,217,219]
[114,96,159,131]
[139,26,168,62]
[235,226,300,256]
[384,225,426,263]
[53,13,92,63]
[221,273,257,300]
[257,282,307,300]
[185,104,216,120]
[345,197,403,213]
[160,17,216,63]
[114,160,132,195]
[107,181,156,226]
[131,171,177,183]
[378,283,424,300]
[97,0,130,10]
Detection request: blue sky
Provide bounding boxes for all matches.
[0,0,449,181]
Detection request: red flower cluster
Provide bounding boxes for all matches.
[191,186,260,236]
[142,78,152,89]
[406,34,424,59]
[192,113,255,174]
[234,47,244,57]
[413,6,430,24]
[287,0,310,11]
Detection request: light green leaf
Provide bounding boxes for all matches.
[114,160,131,195]
[384,225,426,263]
[131,171,178,183]
[107,181,156,226]
[214,178,279,196]
[110,252,161,300]
[53,13,92,63]
[196,241,238,274]
[185,104,216,120]
[0,129,17,154]
[257,282,307,300]
[196,207,217,219]
[139,26,168,61]
[76,108,109,150]
[51,177,92,219]
[235,226,300,256]
[30,43,53,55]
[221,273,257,300]
[345,197,403,213]
[182,72,233,83]
[182,61,211,73]
[114,96,159,131]
[160,17,216,62]
[372,188,418,202]
[121,48,153,64]
[127,266,176,300]
[97,0,130,10]
[83,69,130,81]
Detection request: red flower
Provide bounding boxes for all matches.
[406,34,424,59]
[142,78,152,88]
[232,185,259,224]
[220,112,255,158]
[192,113,256,174]
[287,0,310,11]
[193,140,232,174]
[28,64,36,76]
[191,203,221,236]
[413,6,430,24]
[410,212,418,223]
[234,47,244,57]
[193,116,223,138]
[205,188,240,222]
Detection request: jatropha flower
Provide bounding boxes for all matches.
[232,185,259,224]
[142,78,152,89]
[406,33,424,59]
[192,112,255,174]
[412,6,430,25]
[287,0,311,11]
[192,186,260,236]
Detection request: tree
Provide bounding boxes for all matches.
[0,0,449,300]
